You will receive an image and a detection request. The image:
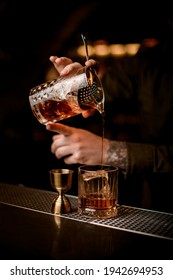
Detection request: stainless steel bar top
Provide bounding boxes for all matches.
[0,182,173,240]
[0,182,173,260]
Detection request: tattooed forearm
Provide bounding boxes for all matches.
[106,140,127,170]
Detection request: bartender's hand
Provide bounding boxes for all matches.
[49,56,99,118]
[49,56,99,76]
[46,122,109,165]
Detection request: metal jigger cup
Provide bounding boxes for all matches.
[50,169,74,214]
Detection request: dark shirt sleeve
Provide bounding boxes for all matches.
[127,142,173,175]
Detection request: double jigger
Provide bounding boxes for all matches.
[50,169,74,215]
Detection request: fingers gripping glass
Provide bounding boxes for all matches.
[29,35,104,125]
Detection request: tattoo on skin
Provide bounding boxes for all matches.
[107,141,127,170]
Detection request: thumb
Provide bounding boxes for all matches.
[46,122,73,136]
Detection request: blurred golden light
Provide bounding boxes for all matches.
[77,42,141,58]
[109,44,126,56]
[77,44,95,57]
[94,40,110,56]
[125,43,141,55]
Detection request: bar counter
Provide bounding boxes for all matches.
[0,182,173,260]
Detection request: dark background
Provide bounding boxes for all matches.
[0,0,172,192]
